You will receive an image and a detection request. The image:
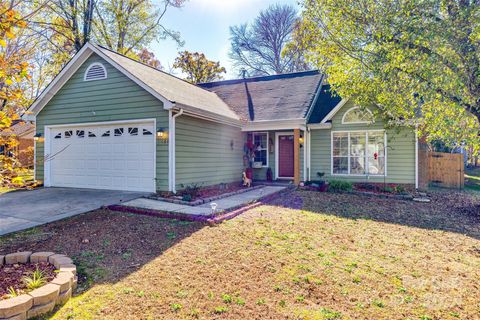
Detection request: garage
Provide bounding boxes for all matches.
[45,120,156,192]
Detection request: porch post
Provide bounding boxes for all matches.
[294,128,300,185]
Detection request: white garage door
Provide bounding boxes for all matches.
[47,121,156,192]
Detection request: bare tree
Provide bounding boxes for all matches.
[229,4,309,76]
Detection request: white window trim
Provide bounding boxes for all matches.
[248,132,269,168]
[275,131,294,179]
[330,130,387,177]
[84,62,107,81]
[341,106,374,125]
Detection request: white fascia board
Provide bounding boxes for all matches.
[307,123,332,130]
[241,119,306,131]
[320,98,349,123]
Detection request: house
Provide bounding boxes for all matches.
[0,120,35,167]
[23,43,418,193]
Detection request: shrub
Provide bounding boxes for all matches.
[180,183,202,201]
[328,180,353,192]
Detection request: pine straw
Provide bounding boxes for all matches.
[1,190,479,320]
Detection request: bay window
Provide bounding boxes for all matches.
[332,131,386,175]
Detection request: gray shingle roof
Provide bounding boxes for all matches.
[198,71,324,122]
[96,45,240,121]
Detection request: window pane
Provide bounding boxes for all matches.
[255,150,267,166]
[333,157,348,174]
[254,133,267,149]
[333,133,348,156]
[350,133,365,157]
[368,132,385,157]
[368,156,385,175]
[343,108,373,123]
[350,156,365,174]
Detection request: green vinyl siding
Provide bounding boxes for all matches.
[309,101,416,184]
[35,53,169,191]
[175,115,244,190]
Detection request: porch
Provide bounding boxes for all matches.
[244,128,306,185]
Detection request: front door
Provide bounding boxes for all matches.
[278,134,294,178]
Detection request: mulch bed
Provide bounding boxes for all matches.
[157,182,246,201]
[0,262,56,299]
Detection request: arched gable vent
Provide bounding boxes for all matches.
[84,63,107,81]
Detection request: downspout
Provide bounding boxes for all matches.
[169,108,183,193]
[415,126,419,190]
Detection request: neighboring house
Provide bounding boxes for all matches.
[0,120,35,167]
[24,43,418,193]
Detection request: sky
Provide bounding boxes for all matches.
[152,0,300,79]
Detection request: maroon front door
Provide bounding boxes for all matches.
[278,134,294,177]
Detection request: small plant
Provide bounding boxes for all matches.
[328,180,353,192]
[213,306,228,314]
[256,298,266,305]
[279,299,286,307]
[122,287,134,294]
[296,295,305,302]
[352,276,362,284]
[7,287,18,297]
[372,299,385,308]
[221,294,232,303]
[171,303,182,312]
[319,307,342,319]
[23,267,47,290]
[235,297,246,306]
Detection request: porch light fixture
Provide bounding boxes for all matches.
[299,134,304,148]
[33,133,43,142]
[156,128,168,141]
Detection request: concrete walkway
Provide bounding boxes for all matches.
[122,186,286,216]
[0,188,146,236]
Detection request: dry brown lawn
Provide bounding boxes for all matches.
[1,189,479,320]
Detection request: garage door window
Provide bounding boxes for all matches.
[128,127,138,136]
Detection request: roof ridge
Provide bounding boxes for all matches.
[198,70,321,87]
[93,43,221,97]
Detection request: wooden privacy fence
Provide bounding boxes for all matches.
[419,151,464,189]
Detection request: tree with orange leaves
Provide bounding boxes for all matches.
[0,3,31,187]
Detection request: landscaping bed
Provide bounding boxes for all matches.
[151,182,262,206]
[0,251,77,319]
[0,190,478,319]
[0,262,56,298]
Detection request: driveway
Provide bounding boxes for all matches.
[0,188,146,236]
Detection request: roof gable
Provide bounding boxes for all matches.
[307,85,343,124]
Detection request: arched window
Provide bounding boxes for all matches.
[342,106,374,124]
[84,63,107,81]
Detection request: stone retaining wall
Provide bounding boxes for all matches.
[0,251,77,320]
